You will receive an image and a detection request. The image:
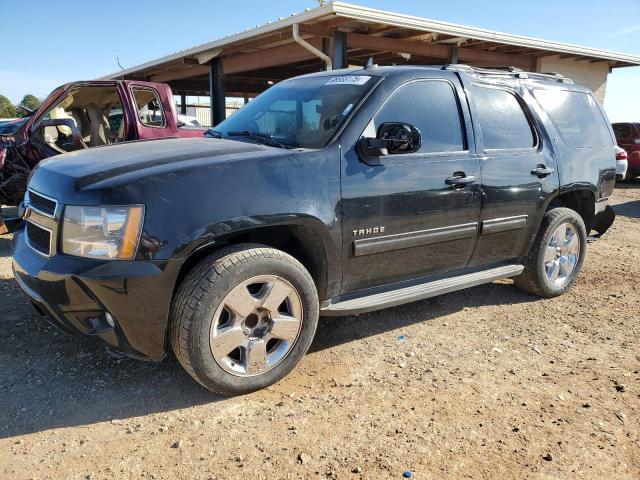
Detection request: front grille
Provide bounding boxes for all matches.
[28,190,57,216]
[26,222,51,256]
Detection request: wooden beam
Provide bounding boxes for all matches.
[346,32,451,58]
[222,38,323,75]
[298,24,333,38]
[223,32,291,55]
[346,32,531,69]
[151,65,210,82]
[456,48,531,69]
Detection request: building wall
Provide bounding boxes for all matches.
[535,55,610,103]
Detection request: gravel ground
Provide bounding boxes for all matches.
[0,185,638,480]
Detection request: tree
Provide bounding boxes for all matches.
[0,95,17,118]
[19,94,41,112]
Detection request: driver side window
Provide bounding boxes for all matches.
[374,80,466,154]
[37,86,127,152]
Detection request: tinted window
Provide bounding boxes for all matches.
[374,80,465,153]
[612,123,632,141]
[472,86,535,150]
[533,89,612,148]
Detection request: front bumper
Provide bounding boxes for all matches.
[12,227,181,360]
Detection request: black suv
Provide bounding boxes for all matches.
[12,65,617,395]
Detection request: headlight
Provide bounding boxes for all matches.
[62,205,145,260]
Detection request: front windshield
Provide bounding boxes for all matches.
[214,74,378,149]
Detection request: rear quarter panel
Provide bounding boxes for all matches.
[526,83,616,200]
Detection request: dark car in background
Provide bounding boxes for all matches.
[612,122,640,181]
[13,65,617,395]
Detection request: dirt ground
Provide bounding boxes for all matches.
[1,185,638,480]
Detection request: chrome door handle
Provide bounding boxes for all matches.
[531,166,554,178]
[445,175,477,186]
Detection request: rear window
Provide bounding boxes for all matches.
[612,124,633,141]
[471,85,535,150]
[533,89,613,148]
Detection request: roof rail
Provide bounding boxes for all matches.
[442,64,574,83]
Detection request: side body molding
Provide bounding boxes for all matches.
[353,223,478,257]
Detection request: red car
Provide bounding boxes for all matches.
[612,122,640,181]
[0,80,207,232]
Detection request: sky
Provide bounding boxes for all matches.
[1,0,639,122]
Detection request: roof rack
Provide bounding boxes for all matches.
[441,64,574,83]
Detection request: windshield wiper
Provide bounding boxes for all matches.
[227,131,290,149]
[204,129,224,139]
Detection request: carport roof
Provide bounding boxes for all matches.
[102,1,640,84]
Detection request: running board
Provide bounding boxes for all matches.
[320,264,524,316]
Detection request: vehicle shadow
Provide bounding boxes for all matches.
[310,280,535,354]
[0,274,535,439]
[613,200,640,219]
[615,180,640,191]
[0,274,222,439]
[0,236,13,257]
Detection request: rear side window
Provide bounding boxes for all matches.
[132,87,165,127]
[471,85,535,150]
[612,123,632,141]
[374,80,466,153]
[533,89,612,148]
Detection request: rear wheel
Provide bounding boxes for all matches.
[515,208,586,298]
[171,245,319,395]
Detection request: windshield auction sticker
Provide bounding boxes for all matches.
[325,75,372,86]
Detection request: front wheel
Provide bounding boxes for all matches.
[170,245,319,395]
[515,207,586,298]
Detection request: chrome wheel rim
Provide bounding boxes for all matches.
[544,223,580,286]
[210,275,303,377]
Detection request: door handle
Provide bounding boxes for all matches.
[445,175,477,186]
[531,165,554,178]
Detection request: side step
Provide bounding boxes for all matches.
[320,264,524,316]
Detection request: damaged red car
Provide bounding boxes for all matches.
[0,80,206,233]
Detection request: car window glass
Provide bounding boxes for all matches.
[216,75,377,149]
[612,124,632,141]
[132,88,165,127]
[374,80,465,153]
[533,89,612,148]
[472,85,535,150]
[37,86,126,152]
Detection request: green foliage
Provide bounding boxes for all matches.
[0,95,17,118]
[19,94,41,112]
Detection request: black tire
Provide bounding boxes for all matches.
[170,244,319,396]
[624,169,635,182]
[515,207,587,298]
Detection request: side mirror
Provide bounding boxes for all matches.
[35,118,86,150]
[358,122,421,159]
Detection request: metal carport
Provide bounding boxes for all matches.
[102,2,640,126]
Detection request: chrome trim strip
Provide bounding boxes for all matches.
[353,222,478,257]
[27,188,58,219]
[481,215,528,235]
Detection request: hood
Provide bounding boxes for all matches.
[28,137,284,194]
